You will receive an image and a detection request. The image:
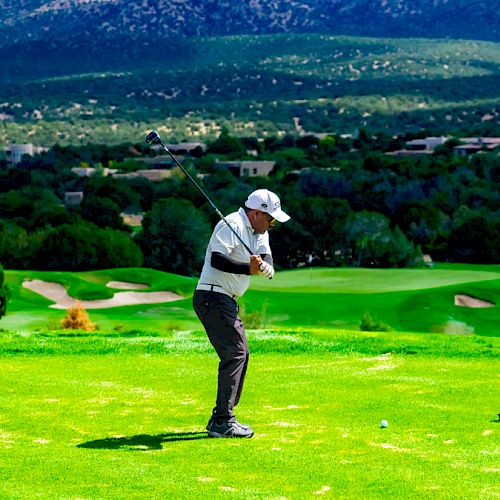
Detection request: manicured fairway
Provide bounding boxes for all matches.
[250,265,500,293]
[0,331,498,499]
[3,264,500,335]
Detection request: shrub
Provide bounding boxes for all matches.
[239,300,268,329]
[360,311,392,332]
[61,301,96,332]
[0,263,8,318]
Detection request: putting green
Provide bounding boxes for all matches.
[250,266,500,293]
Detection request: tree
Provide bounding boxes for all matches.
[83,177,139,211]
[0,263,8,318]
[33,222,143,270]
[269,220,313,269]
[345,211,422,267]
[79,195,126,230]
[96,228,144,268]
[285,197,353,266]
[139,198,211,276]
[0,222,46,269]
[207,129,246,156]
[448,217,499,263]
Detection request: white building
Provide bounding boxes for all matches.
[214,160,276,177]
[6,143,48,165]
[406,137,448,151]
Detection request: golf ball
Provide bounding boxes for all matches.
[380,419,389,428]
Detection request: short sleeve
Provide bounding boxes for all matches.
[256,231,271,255]
[210,221,240,256]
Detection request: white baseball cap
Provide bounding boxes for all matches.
[245,189,290,223]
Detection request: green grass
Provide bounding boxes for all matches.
[247,264,500,336]
[3,264,500,336]
[2,268,200,333]
[0,330,498,498]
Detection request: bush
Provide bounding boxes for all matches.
[360,311,392,332]
[239,300,268,329]
[61,302,96,332]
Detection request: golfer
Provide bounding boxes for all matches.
[193,189,290,438]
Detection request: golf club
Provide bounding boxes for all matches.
[145,130,264,263]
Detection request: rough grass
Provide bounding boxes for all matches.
[0,329,498,499]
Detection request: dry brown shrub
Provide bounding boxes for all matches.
[61,301,96,331]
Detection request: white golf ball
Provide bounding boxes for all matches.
[380,419,389,428]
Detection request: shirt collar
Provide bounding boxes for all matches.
[238,207,255,234]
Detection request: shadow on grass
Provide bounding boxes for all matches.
[77,432,207,451]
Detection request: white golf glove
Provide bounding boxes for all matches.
[259,261,275,280]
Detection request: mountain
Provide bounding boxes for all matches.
[1,2,499,146]
[1,0,499,49]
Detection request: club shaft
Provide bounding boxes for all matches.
[157,139,255,256]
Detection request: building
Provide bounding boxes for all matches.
[384,136,448,158]
[112,169,175,182]
[453,137,500,156]
[385,149,434,158]
[64,192,84,205]
[165,142,207,154]
[406,137,448,151]
[120,213,144,227]
[71,167,117,177]
[151,142,207,155]
[214,160,276,177]
[6,143,48,165]
[126,156,178,169]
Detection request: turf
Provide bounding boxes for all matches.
[2,264,500,335]
[0,330,498,499]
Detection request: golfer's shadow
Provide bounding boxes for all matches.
[77,431,207,451]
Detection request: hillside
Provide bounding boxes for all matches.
[1,34,500,146]
[1,0,499,48]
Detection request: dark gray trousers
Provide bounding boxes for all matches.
[193,290,249,422]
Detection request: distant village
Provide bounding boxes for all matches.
[3,133,500,215]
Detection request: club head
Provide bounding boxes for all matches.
[145,130,161,145]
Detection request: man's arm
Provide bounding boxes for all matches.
[211,252,251,275]
[261,254,273,266]
[211,252,273,276]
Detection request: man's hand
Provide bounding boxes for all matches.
[258,261,275,280]
[249,255,263,275]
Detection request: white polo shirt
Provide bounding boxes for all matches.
[198,207,271,297]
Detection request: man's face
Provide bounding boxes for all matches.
[250,210,276,234]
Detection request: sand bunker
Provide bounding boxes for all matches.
[23,279,183,309]
[106,281,148,290]
[454,294,495,308]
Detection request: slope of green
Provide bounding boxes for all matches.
[250,266,500,293]
[2,269,199,333]
[2,264,499,336]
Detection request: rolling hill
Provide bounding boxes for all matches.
[2,265,499,336]
[1,33,500,147]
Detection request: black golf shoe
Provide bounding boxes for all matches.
[207,420,254,438]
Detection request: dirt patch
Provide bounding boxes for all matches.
[23,279,183,309]
[106,281,148,290]
[454,294,495,308]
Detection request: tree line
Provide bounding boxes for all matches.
[0,129,499,290]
